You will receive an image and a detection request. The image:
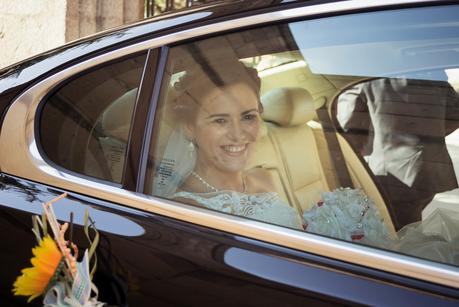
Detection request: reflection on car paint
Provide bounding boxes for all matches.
[0,175,144,237]
[223,247,459,306]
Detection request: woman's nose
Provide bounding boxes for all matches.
[229,121,246,141]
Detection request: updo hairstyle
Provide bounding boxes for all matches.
[170,59,262,124]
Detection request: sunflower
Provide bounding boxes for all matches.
[12,235,63,302]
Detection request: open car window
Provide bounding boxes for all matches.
[144,5,459,268]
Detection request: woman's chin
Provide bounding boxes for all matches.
[217,160,248,174]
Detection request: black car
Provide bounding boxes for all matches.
[1,0,459,306]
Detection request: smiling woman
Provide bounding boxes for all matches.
[171,60,263,190]
[150,57,304,229]
[179,81,261,189]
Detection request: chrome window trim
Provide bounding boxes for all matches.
[1,0,458,288]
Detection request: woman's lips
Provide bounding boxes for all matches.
[221,144,247,155]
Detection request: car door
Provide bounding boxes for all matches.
[1,1,459,306]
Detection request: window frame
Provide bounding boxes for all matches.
[134,46,170,193]
[122,48,161,191]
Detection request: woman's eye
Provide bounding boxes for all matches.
[242,114,258,121]
[213,118,226,124]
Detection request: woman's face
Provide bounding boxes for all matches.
[187,82,261,174]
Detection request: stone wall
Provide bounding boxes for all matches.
[0,0,144,69]
[65,0,144,41]
[0,1,67,69]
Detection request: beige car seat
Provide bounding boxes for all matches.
[84,89,137,182]
[250,87,396,236]
[247,87,331,213]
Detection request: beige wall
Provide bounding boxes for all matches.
[0,0,67,69]
[0,0,144,69]
[65,0,144,41]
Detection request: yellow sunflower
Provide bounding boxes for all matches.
[12,235,63,302]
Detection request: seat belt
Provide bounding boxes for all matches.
[316,107,354,189]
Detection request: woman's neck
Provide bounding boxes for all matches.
[193,165,245,192]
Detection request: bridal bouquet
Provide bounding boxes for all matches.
[302,188,391,246]
[12,193,105,306]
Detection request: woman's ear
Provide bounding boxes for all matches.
[183,123,195,142]
[184,123,199,149]
[258,101,264,114]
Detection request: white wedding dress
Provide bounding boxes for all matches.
[393,208,459,265]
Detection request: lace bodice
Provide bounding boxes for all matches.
[174,191,303,229]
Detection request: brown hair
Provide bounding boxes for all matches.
[169,60,262,124]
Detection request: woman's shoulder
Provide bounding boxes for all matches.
[245,168,277,193]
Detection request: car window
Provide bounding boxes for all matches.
[39,53,147,183]
[144,5,459,268]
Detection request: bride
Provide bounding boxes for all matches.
[165,60,304,230]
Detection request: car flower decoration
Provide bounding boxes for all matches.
[12,193,105,306]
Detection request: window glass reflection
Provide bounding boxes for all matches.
[145,5,459,267]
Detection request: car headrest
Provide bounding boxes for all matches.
[100,88,138,142]
[261,87,316,127]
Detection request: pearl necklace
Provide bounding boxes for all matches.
[191,171,247,193]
